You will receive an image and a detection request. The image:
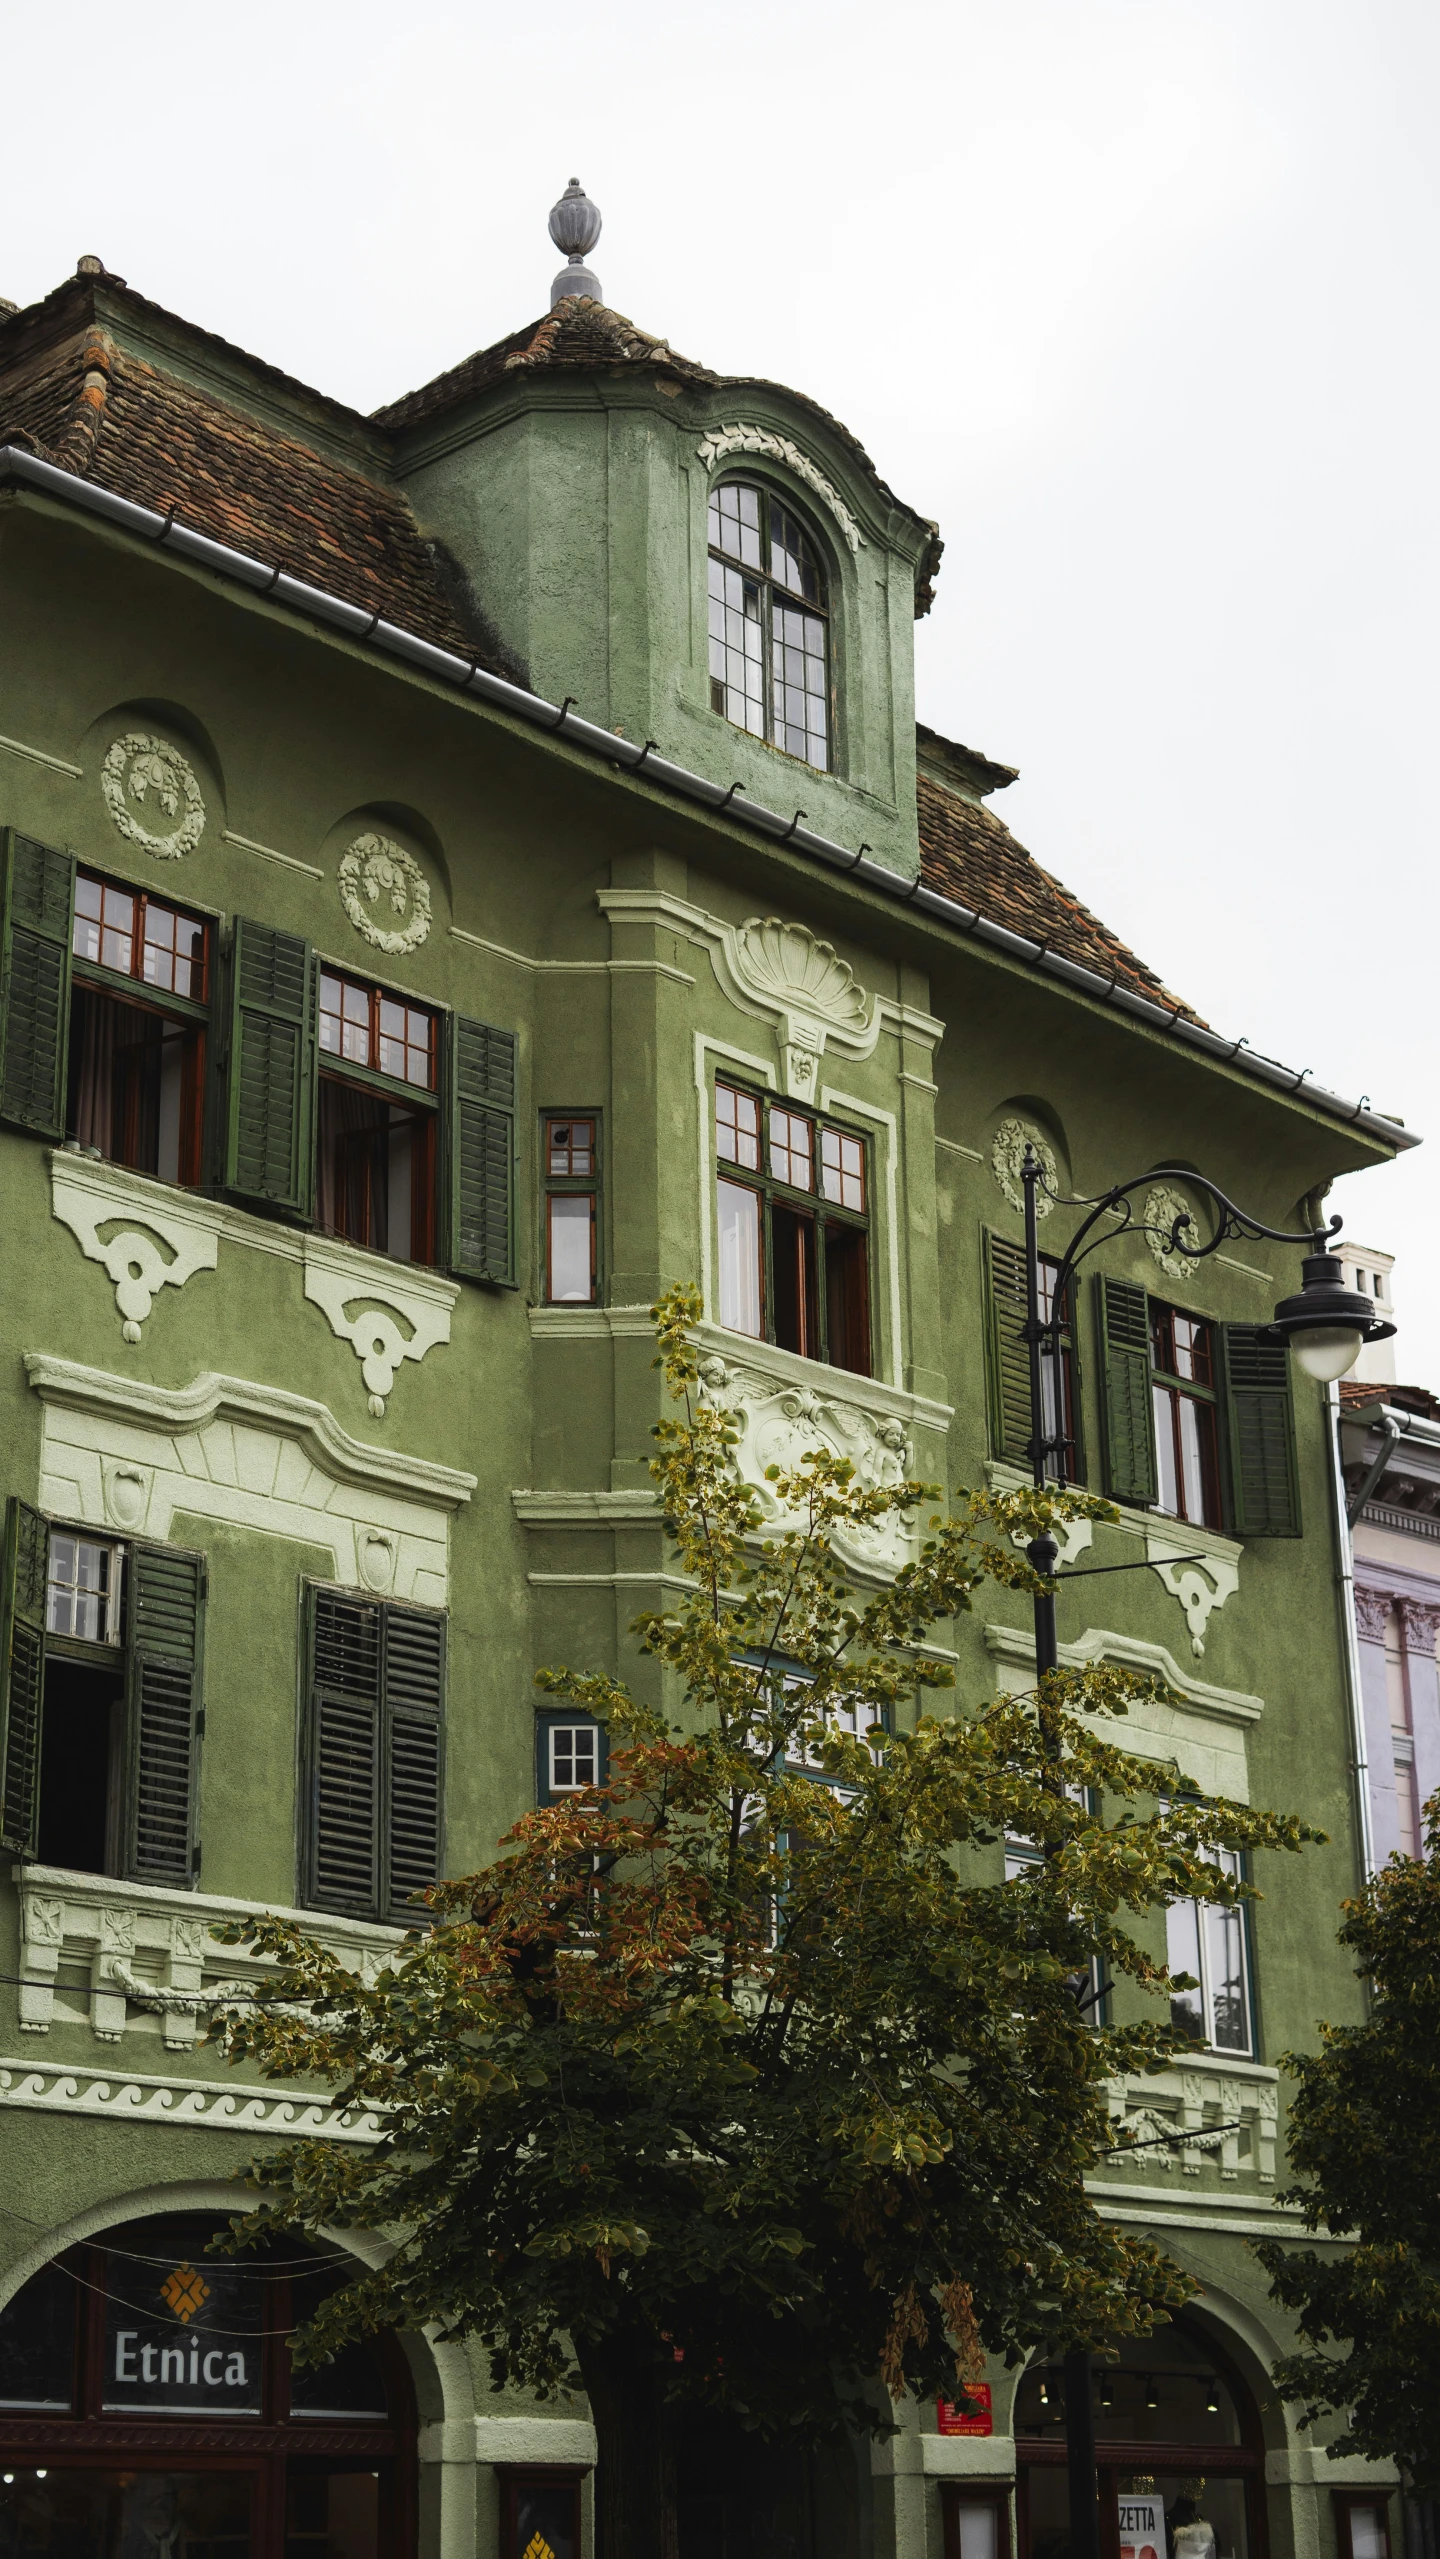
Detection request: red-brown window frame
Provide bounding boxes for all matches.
[542,1113,600,1306]
[1149,1299,1223,1530]
[69,869,211,1189]
[315,967,440,1269]
[942,2483,1013,2559]
[713,1079,871,1375]
[498,2464,586,2559]
[1333,2491,1394,2559]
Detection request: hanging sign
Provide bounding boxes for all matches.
[1118,2492,1165,2559]
[937,2384,993,2436]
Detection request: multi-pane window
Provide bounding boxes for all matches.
[543,1114,599,1305]
[1150,1302,1222,1527]
[45,1532,121,1644]
[1166,1841,1254,2055]
[536,1713,608,1806]
[316,967,438,1266]
[714,1080,870,1374]
[984,1234,1081,1482]
[707,479,831,771]
[66,869,210,1186]
[1004,1792,1108,2024]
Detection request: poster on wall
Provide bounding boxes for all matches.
[1118,2491,1166,2559]
[937,2386,993,2436]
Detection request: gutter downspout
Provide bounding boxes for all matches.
[1347,1416,1403,1527]
[0,443,1419,1162]
[1327,1381,1377,1885]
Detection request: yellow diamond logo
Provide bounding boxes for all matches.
[159,2262,210,2325]
[522,2537,557,2559]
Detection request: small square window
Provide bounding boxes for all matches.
[548,1119,595,1177]
[821,1127,865,1213]
[769,1109,813,1192]
[46,1532,121,1644]
[537,1716,608,1805]
[715,1081,761,1171]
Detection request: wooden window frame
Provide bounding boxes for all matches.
[1333,2491,1394,2559]
[68,866,212,1189]
[541,1111,600,1306]
[942,2484,1013,2559]
[1149,1299,1223,1529]
[498,2465,586,2559]
[713,1079,872,1376]
[316,964,441,1270]
[706,477,834,773]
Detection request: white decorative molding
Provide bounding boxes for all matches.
[527,1302,659,1341]
[991,1116,1058,1219]
[1104,2053,1279,2184]
[101,731,205,859]
[338,831,433,955]
[0,2054,382,2141]
[690,1320,950,1580]
[50,1152,220,1342]
[0,730,82,778]
[14,1865,401,2052]
[512,1489,660,1525]
[303,1235,457,1417]
[222,826,324,880]
[26,1354,473,1604]
[697,424,865,552]
[423,2416,598,2468]
[984,1620,1260,1802]
[1145,1182,1201,1281]
[1145,1519,1242,1657]
[712,916,878,1101]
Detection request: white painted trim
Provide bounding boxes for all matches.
[984,1619,1260,1801]
[302,1233,458,1417]
[820,1082,903,1390]
[527,1303,658,1340]
[513,1490,659,1524]
[0,2055,384,2139]
[221,827,324,878]
[448,922,693,986]
[692,1319,950,1441]
[423,2416,597,2467]
[0,730,82,777]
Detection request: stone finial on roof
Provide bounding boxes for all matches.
[548,179,603,308]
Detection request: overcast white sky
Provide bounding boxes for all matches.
[7,0,1436,1363]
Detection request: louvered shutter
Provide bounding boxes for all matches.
[222,918,316,1214]
[1221,1325,1301,1537]
[123,1542,204,1884]
[382,1605,445,1919]
[0,831,74,1137]
[983,1230,1033,1465]
[0,1499,48,1854]
[306,1587,382,1916]
[448,1014,516,1283]
[1098,1275,1159,1505]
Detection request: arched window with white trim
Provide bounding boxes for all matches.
[707,479,831,770]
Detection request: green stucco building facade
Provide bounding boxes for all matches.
[0,238,1416,2559]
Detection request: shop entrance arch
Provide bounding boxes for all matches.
[1010,2318,1268,2559]
[0,2207,416,2555]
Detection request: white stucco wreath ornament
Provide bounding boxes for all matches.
[101,732,206,860]
[1144,1183,1201,1281]
[338,833,432,956]
[991,1116,1059,1220]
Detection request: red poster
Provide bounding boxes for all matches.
[937,2385,993,2436]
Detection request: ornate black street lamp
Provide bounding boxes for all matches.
[1015,1149,1393,2559]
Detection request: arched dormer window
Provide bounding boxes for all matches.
[707,480,830,771]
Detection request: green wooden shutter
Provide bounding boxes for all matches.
[983,1229,1032,1465]
[448,1015,516,1283]
[222,918,316,1214]
[0,1499,48,1854]
[305,1586,382,1917]
[123,1541,205,1885]
[1097,1275,1159,1505]
[1221,1325,1302,1538]
[0,831,75,1137]
[382,1605,445,1920]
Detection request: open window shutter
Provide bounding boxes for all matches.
[306,1586,382,1917]
[1221,1325,1301,1537]
[123,1542,204,1885]
[0,831,74,1137]
[448,1015,516,1283]
[381,1605,445,1920]
[0,1499,48,1854]
[983,1230,1032,1465]
[222,918,316,1214]
[1097,1275,1159,1505]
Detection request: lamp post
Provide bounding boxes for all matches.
[1016,1150,1392,2559]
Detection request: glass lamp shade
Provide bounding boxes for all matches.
[1290,1326,1365,1384]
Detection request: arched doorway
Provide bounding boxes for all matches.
[1013,2318,1267,2559]
[0,2209,415,2555]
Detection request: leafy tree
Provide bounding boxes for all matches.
[216,1287,1311,2559]
[1257,1806,1440,2490]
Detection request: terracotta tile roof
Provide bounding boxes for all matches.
[916,765,1202,1019]
[376,297,944,617]
[1341,1380,1440,1419]
[0,273,506,667]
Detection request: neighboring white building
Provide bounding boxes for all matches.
[1335,1246,1440,1866]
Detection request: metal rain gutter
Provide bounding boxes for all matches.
[0,442,1419,1159]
